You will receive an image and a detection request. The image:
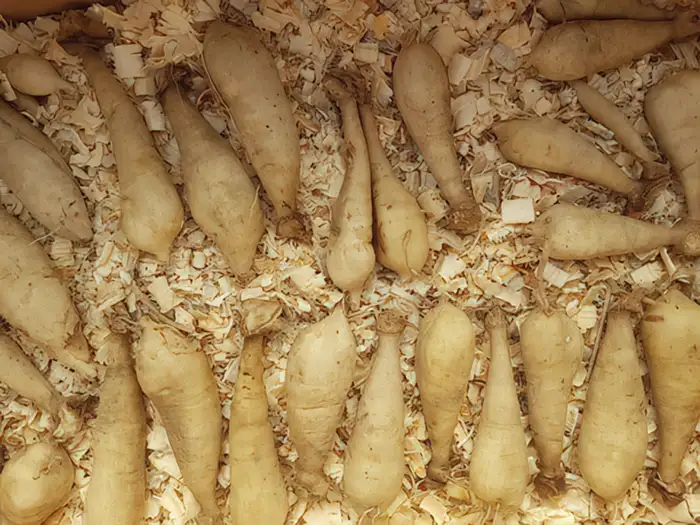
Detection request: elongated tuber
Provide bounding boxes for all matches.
[161,84,265,275]
[71,45,183,260]
[0,334,63,414]
[641,290,700,485]
[343,311,406,511]
[578,311,647,501]
[645,70,700,225]
[286,308,357,495]
[530,13,700,81]
[0,208,94,378]
[0,99,92,241]
[470,308,529,508]
[394,43,482,233]
[526,202,700,259]
[537,0,677,22]
[0,54,73,96]
[84,333,146,525]
[135,317,222,524]
[520,309,583,494]
[203,22,302,238]
[229,300,288,525]
[494,117,648,207]
[324,79,375,305]
[360,105,429,279]
[571,81,659,166]
[416,303,475,482]
[0,440,74,525]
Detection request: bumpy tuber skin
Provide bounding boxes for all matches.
[203,22,302,239]
[526,202,700,259]
[324,79,375,305]
[645,70,700,227]
[0,99,92,241]
[0,54,73,96]
[135,317,222,524]
[415,303,475,483]
[393,43,482,233]
[571,81,662,171]
[641,290,700,485]
[0,440,74,525]
[578,311,647,501]
[494,117,648,207]
[229,335,288,525]
[286,308,357,495]
[0,334,63,415]
[161,84,265,276]
[343,312,406,511]
[536,0,678,22]
[0,208,94,378]
[470,309,529,508]
[71,46,183,261]
[360,105,429,279]
[530,12,700,81]
[520,309,583,494]
[84,333,147,525]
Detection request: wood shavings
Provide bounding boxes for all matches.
[1,0,698,524]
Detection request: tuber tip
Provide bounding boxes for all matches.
[672,10,700,40]
[277,213,305,240]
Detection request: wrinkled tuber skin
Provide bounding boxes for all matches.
[470,309,529,508]
[520,309,583,495]
[286,308,357,495]
[526,203,700,259]
[136,318,222,524]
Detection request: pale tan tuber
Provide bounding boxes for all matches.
[71,45,183,261]
[135,317,222,524]
[84,333,147,525]
[343,311,406,511]
[0,334,63,415]
[161,84,265,276]
[324,79,375,305]
[203,22,302,238]
[0,440,74,525]
[0,99,92,241]
[360,105,429,279]
[530,13,700,81]
[520,309,583,495]
[394,43,482,233]
[416,303,475,482]
[0,208,94,378]
[286,308,357,495]
[578,311,647,501]
[470,308,529,508]
[0,54,72,96]
[641,290,700,485]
